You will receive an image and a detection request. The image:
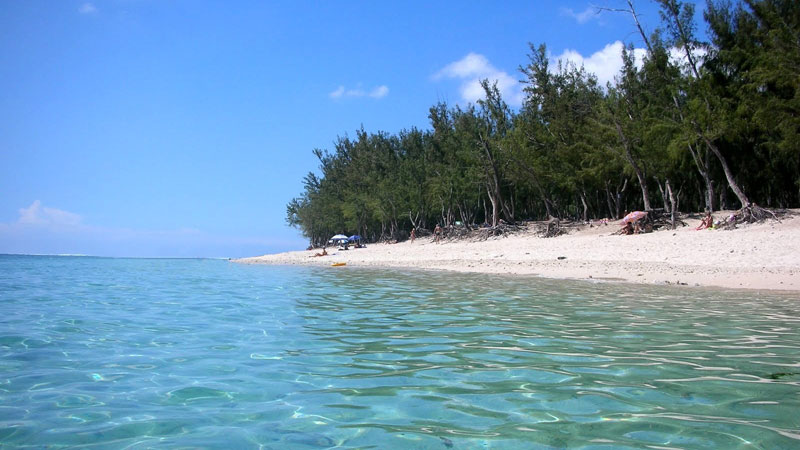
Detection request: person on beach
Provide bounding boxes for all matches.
[410,228,416,243]
[434,224,442,243]
[696,211,713,230]
[621,222,633,235]
[311,247,328,257]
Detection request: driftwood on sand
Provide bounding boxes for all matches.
[717,205,787,230]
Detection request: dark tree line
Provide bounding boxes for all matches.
[287,0,799,246]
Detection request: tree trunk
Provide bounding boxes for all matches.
[666,178,677,229]
[408,210,419,229]
[506,146,554,218]
[487,186,499,227]
[479,133,512,224]
[686,141,714,211]
[507,190,516,222]
[656,177,670,212]
[458,201,474,228]
[627,0,653,53]
[701,149,714,212]
[720,187,728,211]
[700,135,750,208]
[606,178,628,219]
[613,121,651,210]
[580,191,589,222]
[605,185,616,219]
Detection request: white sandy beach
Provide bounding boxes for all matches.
[237,212,800,292]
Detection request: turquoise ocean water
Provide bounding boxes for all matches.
[1,254,798,449]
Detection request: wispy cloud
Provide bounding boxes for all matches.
[369,85,389,99]
[18,200,82,227]
[561,6,598,24]
[0,201,303,257]
[433,52,523,106]
[329,84,390,100]
[78,2,98,15]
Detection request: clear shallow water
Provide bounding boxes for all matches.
[1,255,799,449]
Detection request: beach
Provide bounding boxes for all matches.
[238,211,800,292]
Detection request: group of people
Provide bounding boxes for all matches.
[309,225,443,254]
[408,224,444,243]
[618,210,715,235]
[619,219,652,235]
[620,221,637,235]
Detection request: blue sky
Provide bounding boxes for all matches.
[0,1,702,257]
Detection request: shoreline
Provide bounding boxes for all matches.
[236,211,800,292]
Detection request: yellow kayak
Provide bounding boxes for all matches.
[331,262,346,267]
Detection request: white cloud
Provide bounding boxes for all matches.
[561,6,598,24]
[369,85,389,99]
[79,3,97,14]
[18,200,82,227]
[434,53,495,80]
[551,41,647,87]
[329,84,389,100]
[433,52,524,106]
[552,41,705,88]
[669,46,707,72]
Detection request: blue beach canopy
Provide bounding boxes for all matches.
[348,235,361,242]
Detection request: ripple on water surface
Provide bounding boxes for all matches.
[0,255,799,448]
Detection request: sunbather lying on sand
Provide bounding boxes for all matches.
[310,248,328,257]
